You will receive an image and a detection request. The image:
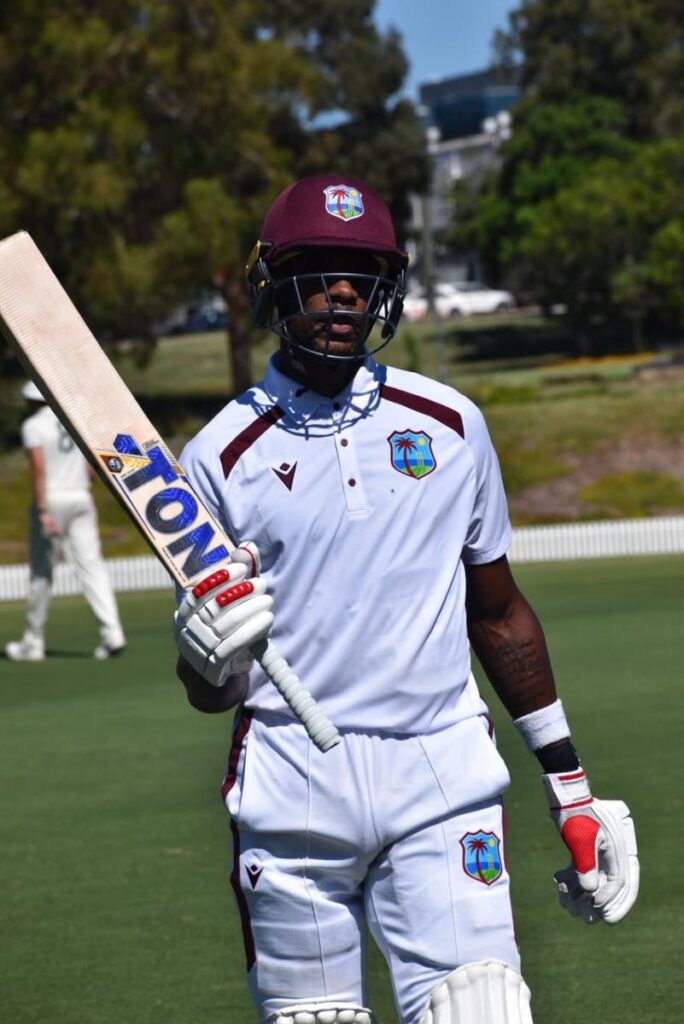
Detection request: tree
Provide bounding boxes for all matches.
[495,0,684,140]
[0,1,428,391]
[0,1,309,386]
[453,0,684,349]
[518,138,684,350]
[396,437,417,476]
[467,837,488,883]
[261,2,430,240]
[451,96,634,279]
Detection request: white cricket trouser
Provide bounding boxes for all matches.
[23,493,124,648]
[224,707,519,1024]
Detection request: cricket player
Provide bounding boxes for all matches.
[5,380,126,661]
[173,176,639,1024]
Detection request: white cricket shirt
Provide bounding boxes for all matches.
[182,356,512,734]
[21,405,90,496]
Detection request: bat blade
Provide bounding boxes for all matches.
[0,231,229,588]
[0,231,340,751]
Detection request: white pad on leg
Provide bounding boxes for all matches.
[271,1004,374,1024]
[418,960,532,1024]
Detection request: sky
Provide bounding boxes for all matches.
[374,0,519,101]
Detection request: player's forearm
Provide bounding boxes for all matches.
[176,656,248,714]
[468,592,581,771]
[467,588,557,719]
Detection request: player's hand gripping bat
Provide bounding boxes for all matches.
[0,231,340,753]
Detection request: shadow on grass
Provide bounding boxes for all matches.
[443,317,576,363]
[136,392,230,435]
[0,649,94,660]
[44,649,97,659]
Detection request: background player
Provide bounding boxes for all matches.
[172,176,639,1024]
[5,380,126,662]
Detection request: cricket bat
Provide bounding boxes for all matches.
[0,231,339,752]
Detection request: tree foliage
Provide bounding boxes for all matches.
[0,1,429,390]
[517,138,684,348]
[496,0,684,139]
[457,0,684,350]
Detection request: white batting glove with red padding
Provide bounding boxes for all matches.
[173,542,274,687]
[543,769,639,925]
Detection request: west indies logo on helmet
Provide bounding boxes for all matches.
[246,174,408,360]
[323,184,364,221]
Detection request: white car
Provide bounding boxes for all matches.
[402,290,429,323]
[435,282,515,317]
[402,282,515,322]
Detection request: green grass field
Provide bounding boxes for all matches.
[1,556,682,1023]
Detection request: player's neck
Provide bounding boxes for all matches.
[277,346,361,398]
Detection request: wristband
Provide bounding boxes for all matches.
[535,738,580,773]
[513,698,570,751]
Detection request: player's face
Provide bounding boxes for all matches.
[274,248,379,358]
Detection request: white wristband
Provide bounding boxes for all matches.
[513,698,570,751]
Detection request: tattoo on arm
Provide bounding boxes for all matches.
[468,598,557,718]
[493,638,546,688]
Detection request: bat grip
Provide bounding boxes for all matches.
[250,638,341,752]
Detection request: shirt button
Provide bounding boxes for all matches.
[348,478,356,487]
[340,438,348,447]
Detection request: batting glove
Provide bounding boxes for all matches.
[543,769,639,925]
[173,542,273,687]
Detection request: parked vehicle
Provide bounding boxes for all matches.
[402,282,515,322]
[402,290,429,323]
[435,282,515,317]
[155,293,229,336]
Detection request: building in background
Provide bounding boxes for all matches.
[409,68,520,290]
[420,68,518,143]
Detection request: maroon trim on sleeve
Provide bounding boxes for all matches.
[220,405,286,479]
[380,383,464,437]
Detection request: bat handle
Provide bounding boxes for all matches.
[250,638,341,752]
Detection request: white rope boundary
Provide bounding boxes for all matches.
[0,516,683,602]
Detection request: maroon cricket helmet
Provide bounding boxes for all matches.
[246,174,408,357]
[257,174,408,271]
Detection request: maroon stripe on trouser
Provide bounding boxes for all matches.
[221,709,254,802]
[221,710,256,971]
[220,405,286,479]
[380,383,464,437]
[231,819,256,971]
